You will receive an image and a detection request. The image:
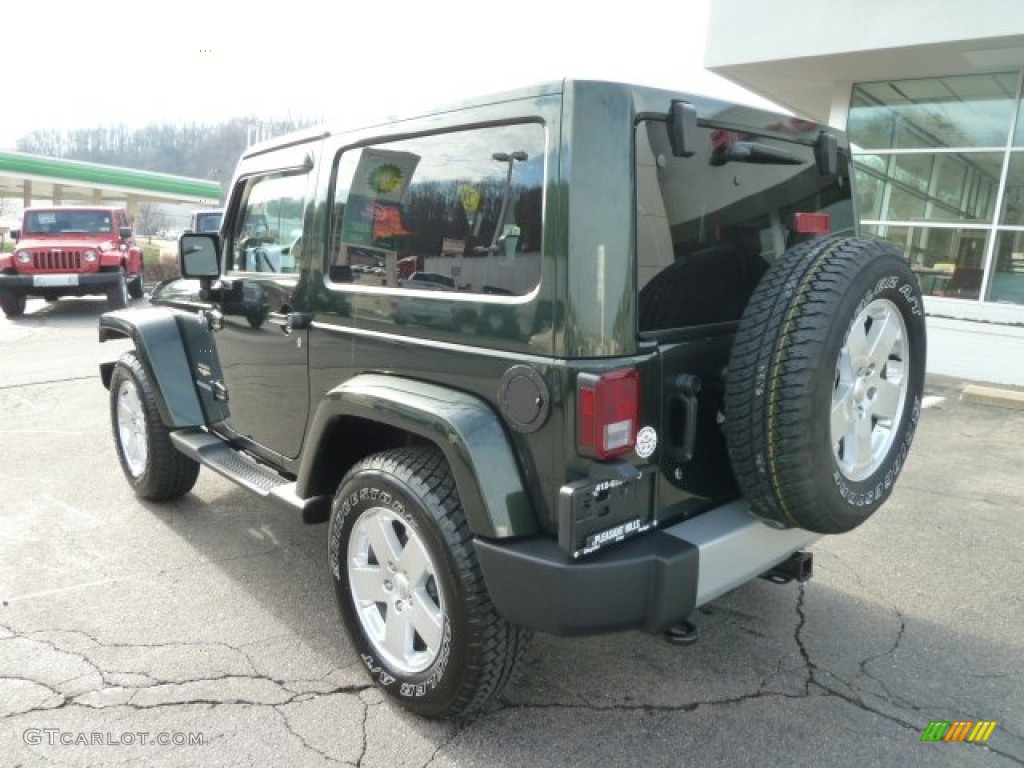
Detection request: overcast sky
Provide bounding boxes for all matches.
[0,0,778,151]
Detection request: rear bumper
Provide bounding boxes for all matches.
[0,272,121,293]
[474,499,819,635]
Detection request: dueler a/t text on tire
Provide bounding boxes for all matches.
[725,235,926,534]
[329,446,530,718]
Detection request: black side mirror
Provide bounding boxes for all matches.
[668,100,698,158]
[10,229,19,241]
[119,226,133,240]
[180,233,221,278]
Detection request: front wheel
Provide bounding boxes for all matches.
[725,235,926,534]
[328,446,529,718]
[128,274,145,299]
[106,271,129,310]
[0,291,26,318]
[109,351,200,500]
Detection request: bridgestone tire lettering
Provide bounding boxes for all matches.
[724,235,926,533]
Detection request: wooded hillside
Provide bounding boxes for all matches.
[16,117,315,197]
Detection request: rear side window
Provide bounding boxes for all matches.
[636,120,854,333]
[329,123,545,296]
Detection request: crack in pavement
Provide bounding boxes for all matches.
[0,374,97,391]
[0,622,373,723]
[422,724,463,768]
[793,584,1024,766]
[5,593,1023,765]
[274,702,353,767]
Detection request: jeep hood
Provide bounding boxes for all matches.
[15,236,119,251]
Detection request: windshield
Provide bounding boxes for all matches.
[24,210,114,235]
[636,121,854,333]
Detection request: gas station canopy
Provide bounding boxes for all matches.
[0,150,221,210]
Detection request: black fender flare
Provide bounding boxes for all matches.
[299,374,538,539]
[98,307,205,428]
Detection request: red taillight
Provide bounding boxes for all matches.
[577,368,639,460]
[792,212,831,234]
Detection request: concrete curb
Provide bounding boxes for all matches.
[961,384,1024,411]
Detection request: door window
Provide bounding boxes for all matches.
[229,172,308,274]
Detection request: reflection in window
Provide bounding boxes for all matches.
[849,73,1024,305]
[635,121,854,332]
[1000,152,1024,227]
[987,230,1024,305]
[853,153,1001,223]
[230,172,307,274]
[863,224,989,299]
[328,123,545,297]
[849,74,1016,150]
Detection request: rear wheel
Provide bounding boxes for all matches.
[0,291,26,318]
[109,351,200,500]
[329,445,529,718]
[725,235,926,533]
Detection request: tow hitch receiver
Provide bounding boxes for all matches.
[759,551,813,585]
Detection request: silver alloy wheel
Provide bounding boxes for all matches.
[116,379,148,477]
[831,298,909,482]
[348,506,445,676]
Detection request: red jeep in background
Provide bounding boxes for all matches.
[0,206,144,317]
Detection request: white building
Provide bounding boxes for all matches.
[706,0,1024,323]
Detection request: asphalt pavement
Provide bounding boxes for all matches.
[1,297,1022,767]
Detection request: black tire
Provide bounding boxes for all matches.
[128,274,145,299]
[109,351,200,501]
[106,271,129,310]
[329,445,530,718]
[0,291,26,318]
[725,235,926,534]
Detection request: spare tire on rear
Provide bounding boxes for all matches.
[724,235,926,534]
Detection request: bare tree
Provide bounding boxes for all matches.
[134,203,169,237]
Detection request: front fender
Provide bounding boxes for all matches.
[98,307,205,428]
[300,374,538,539]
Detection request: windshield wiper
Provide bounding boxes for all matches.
[711,141,805,167]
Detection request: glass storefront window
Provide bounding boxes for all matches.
[857,170,884,220]
[850,74,1016,150]
[851,72,1024,306]
[862,224,990,298]
[1015,97,1024,146]
[987,230,1024,305]
[999,152,1024,226]
[854,153,1002,223]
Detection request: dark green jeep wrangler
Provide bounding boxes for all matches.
[98,80,926,718]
